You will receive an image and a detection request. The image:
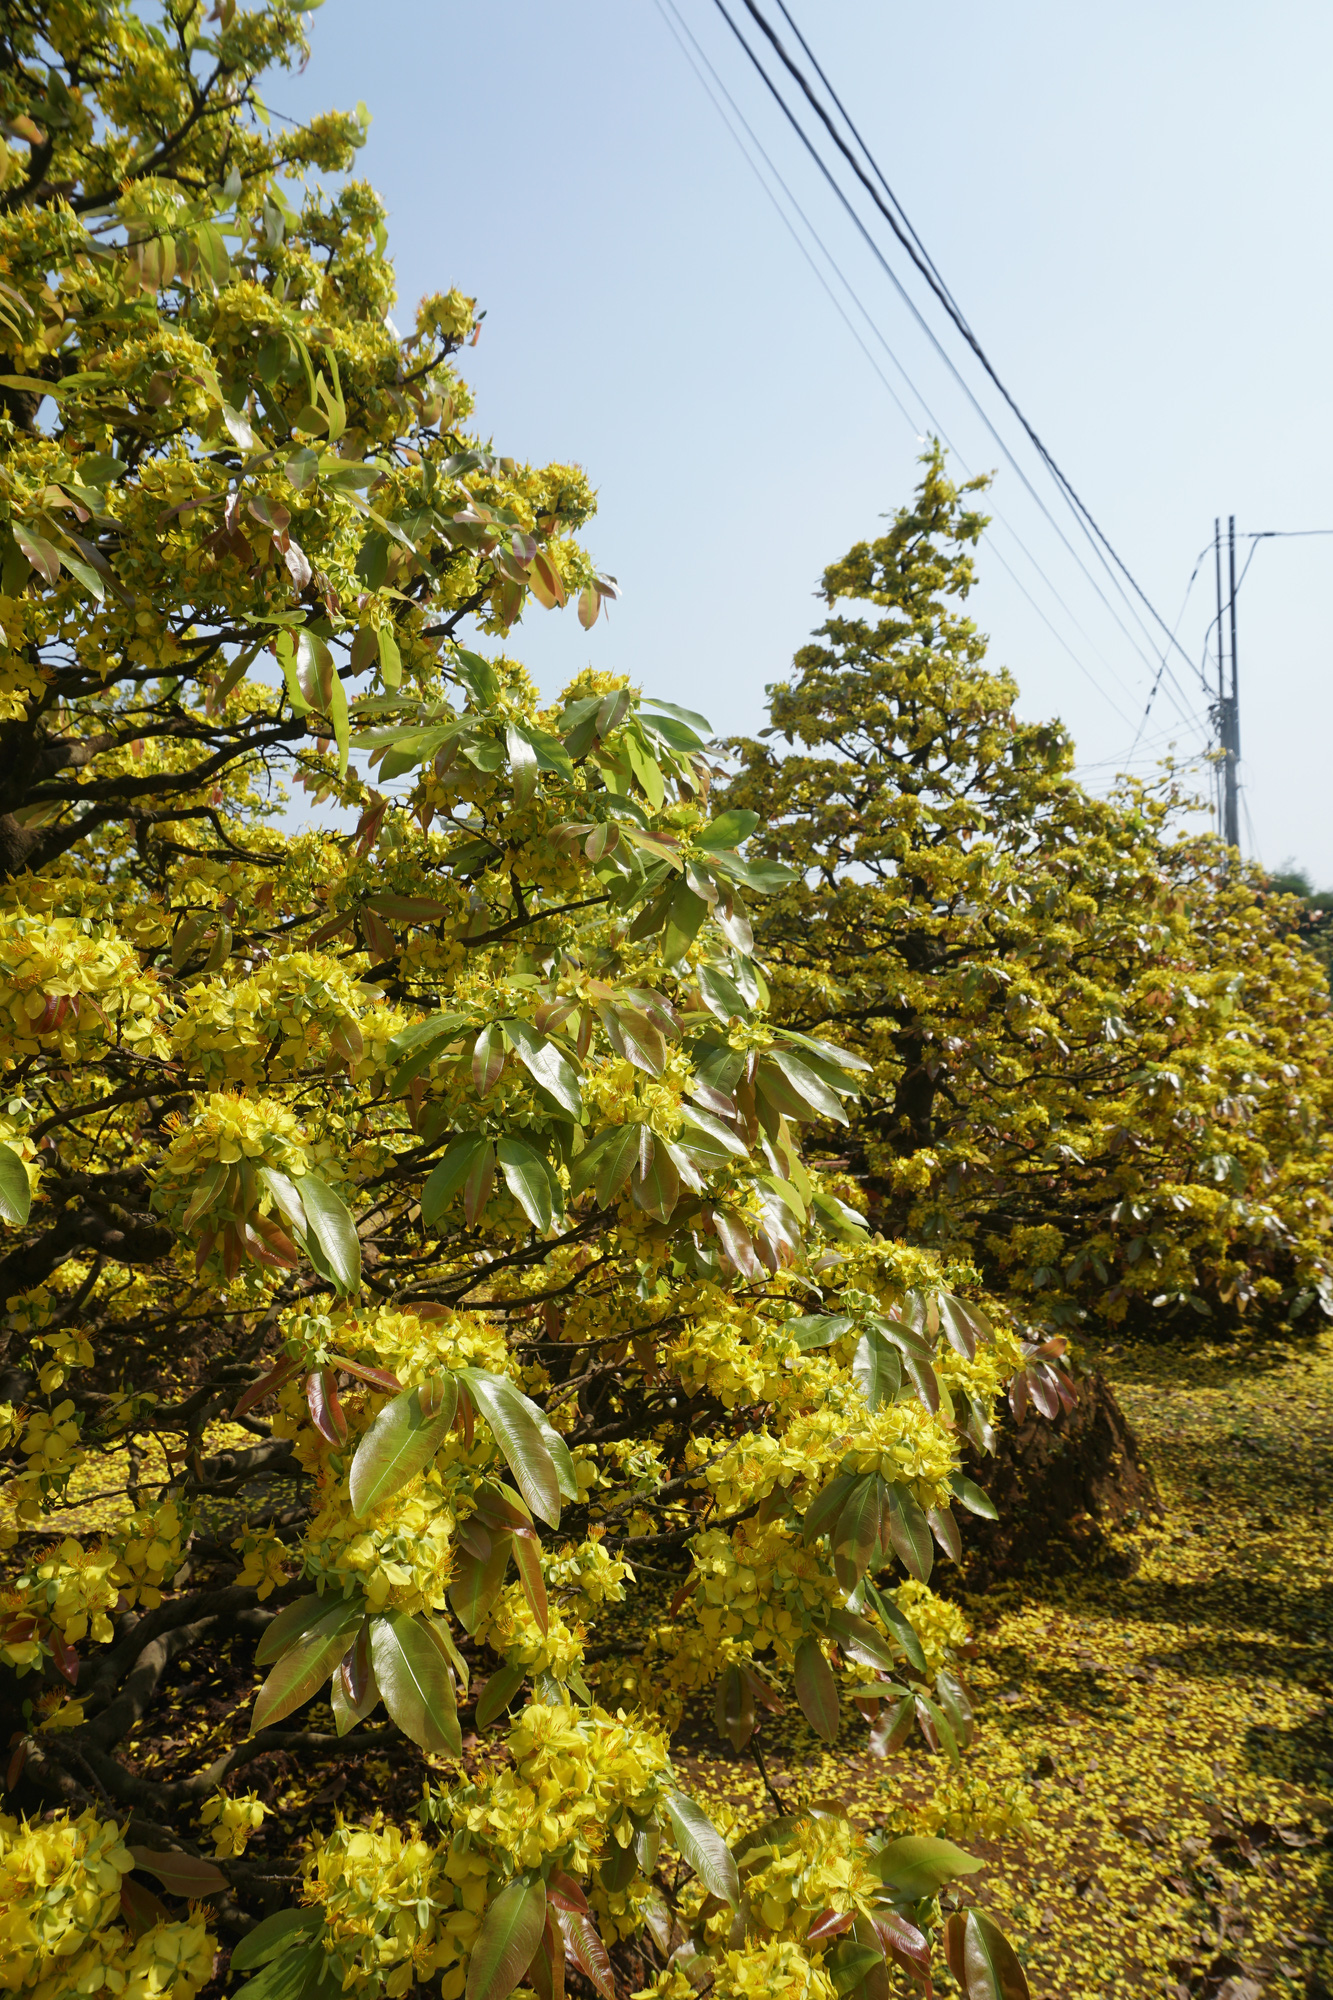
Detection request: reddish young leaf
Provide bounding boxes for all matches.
[557,1906,616,2000]
[306,1367,348,1446]
[794,1634,840,1742]
[511,1525,549,1636]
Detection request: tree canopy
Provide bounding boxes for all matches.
[0,10,1030,2000]
[722,450,1333,1339]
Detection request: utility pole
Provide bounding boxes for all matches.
[1225,514,1240,851]
[1212,515,1241,855]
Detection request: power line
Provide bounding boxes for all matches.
[1126,541,1214,758]
[706,0,1208,730]
[735,0,1214,703]
[650,0,1145,728]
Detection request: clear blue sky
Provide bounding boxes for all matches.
[279,1,1333,879]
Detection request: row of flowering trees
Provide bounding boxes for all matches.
[2,7,1328,2000]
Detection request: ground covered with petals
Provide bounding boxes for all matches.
[676,1334,1333,1999]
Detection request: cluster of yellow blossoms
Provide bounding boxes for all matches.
[200,1790,269,1858]
[172,950,398,1087]
[0,1808,215,2000]
[0,912,163,1062]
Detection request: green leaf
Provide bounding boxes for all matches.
[329,667,349,779]
[584,1123,640,1208]
[57,545,105,602]
[852,1329,903,1411]
[459,1370,562,1527]
[128,1846,228,1896]
[663,1789,740,1905]
[251,1598,364,1733]
[448,1530,512,1634]
[950,1473,999,1520]
[377,624,402,689]
[556,1908,617,2000]
[349,1379,457,1518]
[0,1143,31,1227]
[786,1312,853,1350]
[676,1101,748,1161]
[512,1529,548,1635]
[232,1908,326,1972]
[387,1010,470,1063]
[695,961,753,1024]
[765,1048,849,1123]
[863,1581,928,1675]
[696,808,759,850]
[296,1174,361,1293]
[330,1625,378,1735]
[368,1608,462,1756]
[276,630,309,714]
[504,1019,582,1117]
[944,1908,1030,2000]
[530,1409,580,1502]
[802,1472,860,1547]
[662,881,708,966]
[826,1941,885,1994]
[641,698,714,737]
[475,1662,526,1728]
[872,1835,983,1898]
[232,1941,336,2000]
[835,1476,884,1568]
[794,1634,840,1741]
[473,1023,506,1096]
[255,1593,332,1668]
[826,1608,902,1673]
[506,723,538,807]
[884,1484,934,1583]
[497,1135,555,1234]
[422,1136,489,1228]
[465,1874,548,2000]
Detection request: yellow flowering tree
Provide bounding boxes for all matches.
[721,450,1333,1342]
[0,8,1028,2000]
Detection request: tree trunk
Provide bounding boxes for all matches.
[962,1367,1160,1582]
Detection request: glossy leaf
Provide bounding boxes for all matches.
[475,1661,526,1728]
[943,1909,1030,2000]
[872,1835,983,1898]
[296,1173,361,1293]
[950,1473,999,1520]
[0,1143,32,1226]
[466,1874,548,2000]
[505,1018,582,1117]
[369,1608,461,1756]
[556,1907,616,2000]
[129,1846,228,1896]
[663,1789,740,1906]
[863,1581,928,1675]
[714,1662,755,1750]
[826,1607,901,1673]
[512,1527,549,1635]
[459,1369,561,1526]
[255,1593,335,1668]
[853,1329,903,1411]
[884,1483,934,1583]
[349,1378,457,1517]
[422,1135,488,1228]
[231,1941,334,2000]
[449,1530,512,1635]
[331,1625,378,1735]
[306,1367,348,1447]
[794,1634,840,1741]
[232,1908,326,1972]
[497,1135,555,1234]
[251,1597,364,1733]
